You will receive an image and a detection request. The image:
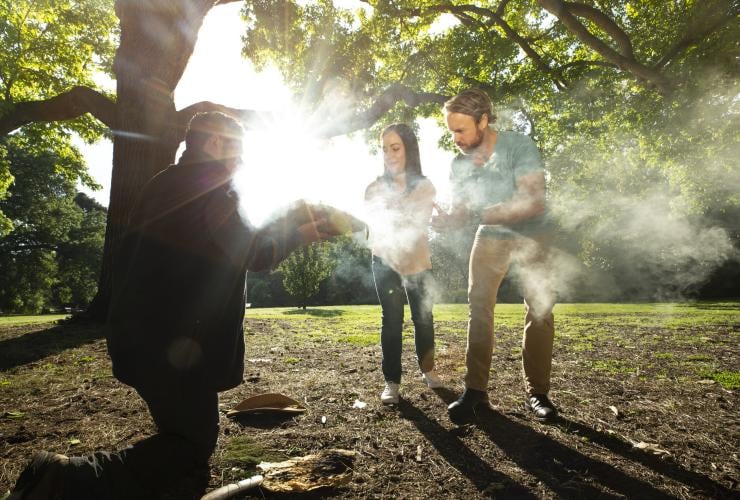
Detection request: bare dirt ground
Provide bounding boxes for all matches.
[1,304,738,499]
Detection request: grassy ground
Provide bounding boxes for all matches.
[0,302,738,498]
[0,314,68,327]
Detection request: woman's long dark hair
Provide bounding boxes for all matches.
[381,123,425,192]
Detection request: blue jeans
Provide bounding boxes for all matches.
[372,256,435,383]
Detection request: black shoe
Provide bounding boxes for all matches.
[447,388,489,424]
[525,394,558,422]
[9,451,70,500]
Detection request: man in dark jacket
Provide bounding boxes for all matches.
[10,112,337,499]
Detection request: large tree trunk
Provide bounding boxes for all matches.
[87,0,211,320]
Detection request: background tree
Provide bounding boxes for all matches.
[0,132,106,313]
[1,0,736,314]
[321,234,375,305]
[277,241,335,310]
[56,193,108,308]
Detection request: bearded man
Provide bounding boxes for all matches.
[433,89,558,424]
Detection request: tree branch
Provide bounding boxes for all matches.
[177,86,449,140]
[653,2,735,69]
[0,86,118,136]
[537,0,670,92]
[565,2,634,59]
[557,59,617,71]
[412,3,569,90]
[320,84,450,138]
[496,0,512,17]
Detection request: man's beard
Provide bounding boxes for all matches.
[459,128,485,154]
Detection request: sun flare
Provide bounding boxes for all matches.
[234,110,379,227]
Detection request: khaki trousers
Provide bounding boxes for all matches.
[464,229,555,395]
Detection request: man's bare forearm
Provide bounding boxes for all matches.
[478,196,545,225]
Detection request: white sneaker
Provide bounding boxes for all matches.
[380,382,400,404]
[422,370,443,389]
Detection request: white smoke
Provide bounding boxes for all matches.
[551,189,736,300]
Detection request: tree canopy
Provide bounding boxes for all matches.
[244,0,738,299]
[0,0,116,233]
[0,0,736,310]
[0,132,106,312]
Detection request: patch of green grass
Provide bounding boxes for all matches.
[220,435,287,468]
[589,359,636,374]
[284,357,300,365]
[341,333,377,346]
[289,318,379,346]
[572,342,594,352]
[685,354,713,362]
[244,302,738,350]
[697,368,740,389]
[653,353,675,359]
[0,314,68,326]
[712,371,740,390]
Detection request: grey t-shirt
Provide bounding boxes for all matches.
[450,130,550,239]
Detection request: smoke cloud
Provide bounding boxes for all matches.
[239,78,738,306]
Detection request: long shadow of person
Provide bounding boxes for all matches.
[474,409,677,498]
[554,416,735,498]
[397,398,536,497]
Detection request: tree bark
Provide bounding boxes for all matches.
[0,87,117,136]
[88,0,213,320]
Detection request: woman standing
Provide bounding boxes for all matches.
[365,123,441,404]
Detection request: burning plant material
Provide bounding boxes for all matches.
[257,449,357,493]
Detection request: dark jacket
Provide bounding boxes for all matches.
[106,160,301,391]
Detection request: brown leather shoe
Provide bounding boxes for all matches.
[9,451,70,500]
[525,394,558,422]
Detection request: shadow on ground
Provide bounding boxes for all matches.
[0,321,103,371]
[398,387,733,498]
[553,417,735,498]
[398,395,536,497]
[283,309,345,318]
[474,408,674,498]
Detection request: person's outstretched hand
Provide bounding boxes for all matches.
[304,204,366,237]
[296,218,332,244]
[272,200,366,244]
[431,203,470,231]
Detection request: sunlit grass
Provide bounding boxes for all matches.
[220,435,287,469]
[247,301,739,331]
[696,368,740,390]
[0,314,68,326]
[245,302,738,387]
